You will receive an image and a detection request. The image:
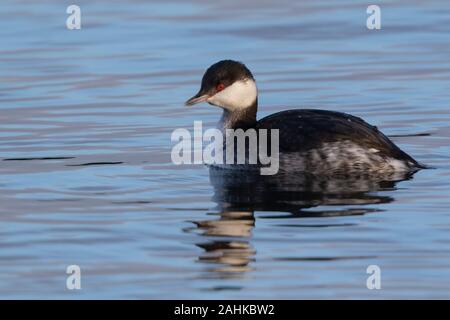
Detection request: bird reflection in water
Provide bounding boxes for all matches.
[194,210,256,275]
[190,168,417,278]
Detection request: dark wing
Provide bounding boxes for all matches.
[256,109,419,164]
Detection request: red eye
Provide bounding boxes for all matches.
[216,83,225,92]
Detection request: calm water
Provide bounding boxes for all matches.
[1,0,450,299]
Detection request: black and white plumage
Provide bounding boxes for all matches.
[186,60,424,175]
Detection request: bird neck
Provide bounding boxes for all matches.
[218,98,258,131]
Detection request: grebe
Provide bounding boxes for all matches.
[185,60,423,175]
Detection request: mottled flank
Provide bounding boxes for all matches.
[278,140,413,176]
[210,139,416,178]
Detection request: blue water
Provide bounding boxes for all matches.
[1,0,450,299]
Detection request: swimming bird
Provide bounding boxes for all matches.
[185,60,424,176]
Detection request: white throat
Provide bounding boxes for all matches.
[207,79,257,111]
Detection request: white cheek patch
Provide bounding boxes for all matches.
[207,79,257,111]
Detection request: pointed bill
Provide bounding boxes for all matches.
[185,91,209,106]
